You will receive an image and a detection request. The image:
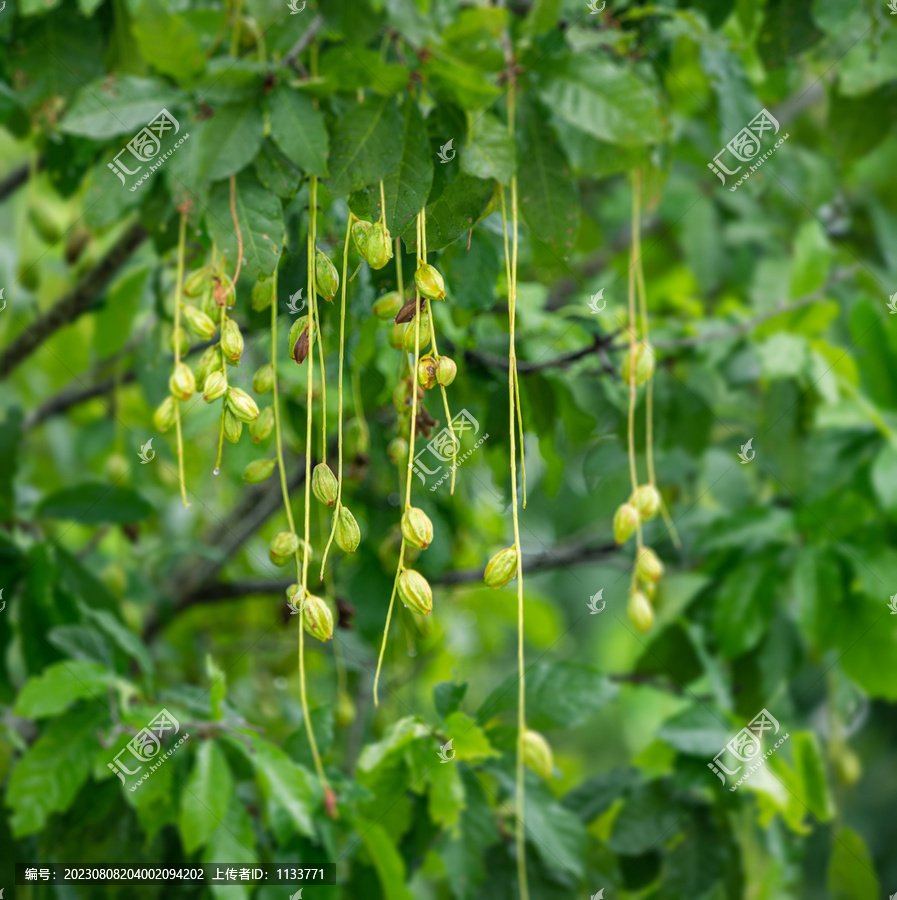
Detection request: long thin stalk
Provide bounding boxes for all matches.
[173,211,190,507]
[627,178,643,557]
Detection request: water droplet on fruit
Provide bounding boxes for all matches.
[213,467,220,475]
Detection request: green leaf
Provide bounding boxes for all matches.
[47,625,113,667]
[660,810,733,897]
[791,731,833,822]
[356,819,416,900]
[789,220,832,299]
[441,711,499,763]
[424,52,501,109]
[712,552,781,658]
[328,96,404,196]
[206,174,284,281]
[871,444,897,513]
[562,768,640,823]
[14,660,117,719]
[37,482,154,524]
[0,406,22,521]
[461,112,516,185]
[607,780,684,856]
[829,85,897,163]
[434,681,467,718]
[78,604,154,677]
[130,0,205,85]
[657,705,732,756]
[93,264,151,358]
[198,102,264,182]
[267,85,329,177]
[757,0,822,69]
[179,740,233,853]
[524,0,562,36]
[827,827,879,900]
[254,139,302,198]
[60,76,183,138]
[427,759,465,833]
[204,798,258,900]
[206,654,226,719]
[524,779,587,880]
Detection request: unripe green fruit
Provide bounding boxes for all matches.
[224,410,243,443]
[523,729,554,780]
[202,370,228,402]
[221,318,244,365]
[365,222,393,270]
[251,277,274,311]
[312,463,339,507]
[226,387,260,423]
[388,323,405,350]
[170,326,190,356]
[833,746,862,785]
[335,506,361,553]
[417,355,437,390]
[270,531,300,566]
[436,356,457,386]
[28,200,63,244]
[397,568,433,615]
[352,220,372,258]
[403,313,431,351]
[373,291,403,320]
[627,589,654,633]
[613,503,640,544]
[303,594,334,642]
[401,507,434,550]
[636,547,663,584]
[153,396,178,433]
[169,362,195,400]
[315,250,339,300]
[106,453,129,483]
[631,484,661,521]
[253,363,275,394]
[250,406,274,442]
[414,263,445,301]
[388,437,409,465]
[621,341,655,387]
[289,316,310,364]
[182,304,217,340]
[183,267,210,298]
[485,546,518,589]
[243,458,276,484]
[335,690,356,728]
[195,345,221,386]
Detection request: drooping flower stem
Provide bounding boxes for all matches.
[173,210,190,508]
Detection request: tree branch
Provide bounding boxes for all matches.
[0,157,45,204]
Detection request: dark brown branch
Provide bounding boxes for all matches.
[0,157,45,204]
[0,221,148,380]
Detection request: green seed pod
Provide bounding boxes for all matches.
[28,200,63,245]
[182,304,217,340]
[642,578,657,601]
[289,316,310,364]
[221,318,244,365]
[170,326,190,356]
[106,452,129,483]
[253,363,275,394]
[202,369,228,402]
[621,341,656,387]
[388,323,405,350]
[195,345,221,387]
[270,531,300,566]
[403,312,431,352]
[169,362,195,400]
[153,396,178,433]
[286,583,301,602]
[636,547,663,584]
[183,267,210,298]
[303,594,334,642]
[365,222,393,270]
[315,250,339,301]
[485,546,518,589]
[523,729,554,780]
[631,484,661,521]
[312,462,339,506]
[243,458,276,484]
[201,283,218,318]
[613,503,640,545]
[414,263,446,301]
[417,355,437,390]
[335,690,356,727]
[436,356,457,387]
[397,568,433,615]
[388,437,409,464]
[627,589,654,633]
[223,410,243,443]
[335,506,361,553]
[401,507,434,550]
[373,291,403,320]
[250,406,274,442]
[251,277,274,312]
[226,387,260,423]
[352,220,372,258]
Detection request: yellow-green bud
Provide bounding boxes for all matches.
[417,355,437,390]
[250,406,274,442]
[302,594,334,642]
[226,387,259,423]
[243,458,276,484]
[352,220,372,258]
[636,547,663,584]
[183,267,211,298]
[335,506,361,553]
[523,729,554,780]
[169,362,195,400]
[373,291,403,320]
[202,370,228,402]
[388,323,405,349]
[627,589,654,633]
[170,326,190,355]
[613,503,640,545]
[335,690,356,727]
[397,568,433,615]
[621,341,656,387]
[289,316,310,364]
[221,318,244,365]
[365,221,393,270]
[315,250,339,301]
[106,453,129,483]
[224,410,242,443]
[251,277,274,311]
[270,531,300,566]
[414,263,445,301]
[253,363,275,394]
[388,437,408,464]
[631,484,661,521]
[435,356,457,386]
[312,463,339,507]
[153,396,177,433]
[182,304,217,340]
[484,546,518,589]
[195,345,220,386]
[401,507,433,550]
[28,200,63,244]
[403,313,431,352]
